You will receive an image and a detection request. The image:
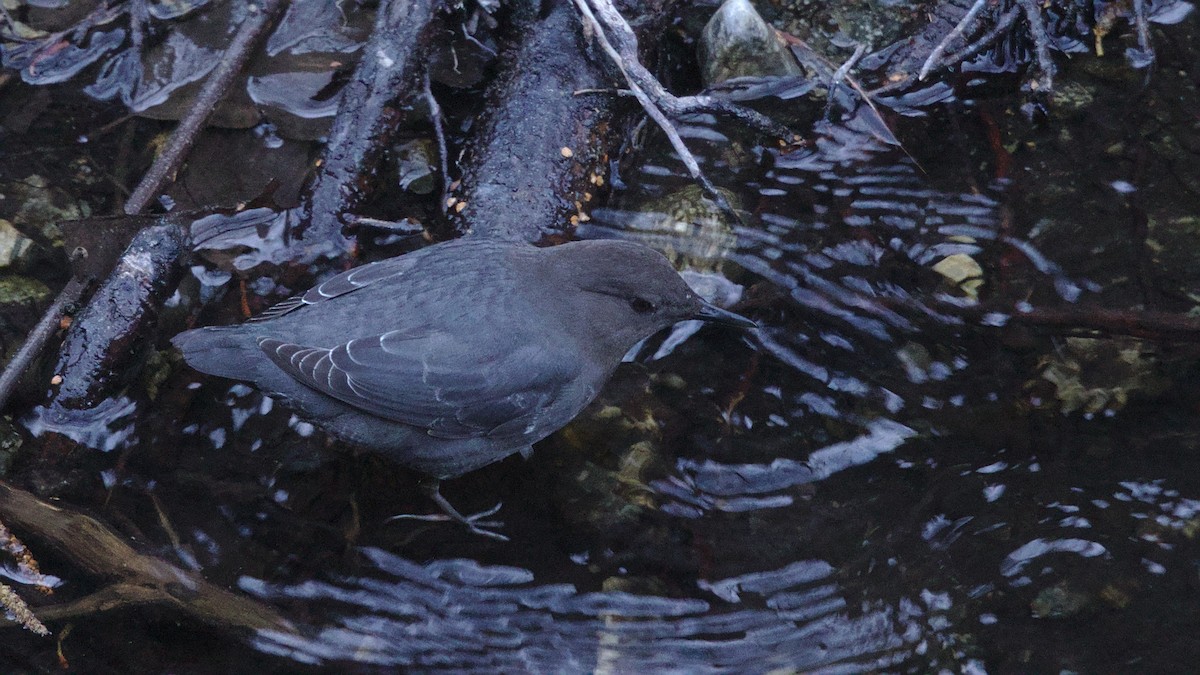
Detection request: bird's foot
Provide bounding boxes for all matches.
[387,482,509,541]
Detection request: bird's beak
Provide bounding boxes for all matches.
[693,300,757,328]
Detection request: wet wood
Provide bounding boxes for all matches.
[0,278,87,412]
[46,222,188,412]
[451,0,656,243]
[298,0,445,254]
[124,0,287,214]
[0,480,294,635]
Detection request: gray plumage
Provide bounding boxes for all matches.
[174,238,754,483]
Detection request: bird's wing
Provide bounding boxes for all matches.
[251,255,418,322]
[256,330,580,439]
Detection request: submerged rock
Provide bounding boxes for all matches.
[1032,337,1170,415]
[0,220,34,268]
[0,174,87,248]
[0,276,51,305]
[598,185,739,272]
[699,0,802,86]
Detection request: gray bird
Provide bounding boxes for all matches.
[173,238,754,539]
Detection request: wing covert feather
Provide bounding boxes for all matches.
[257,331,578,439]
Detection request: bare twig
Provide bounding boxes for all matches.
[1018,0,1056,96]
[581,0,792,140]
[937,7,1022,70]
[869,5,1020,99]
[919,0,988,80]
[0,276,88,412]
[573,0,748,223]
[832,44,867,85]
[976,303,1200,342]
[1132,0,1154,65]
[124,0,285,214]
[423,71,452,212]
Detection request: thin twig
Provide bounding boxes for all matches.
[868,6,1021,99]
[832,44,867,84]
[938,7,1022,70]
[1132,0,1154,66]
[919,0,988,80]
[582,0,793,140]
[573,0,743,223]
[1017,0,1056,96]
[423,71,452,212]
[823,44,866,119]
[0,276,87,412]
[123,0,286,214]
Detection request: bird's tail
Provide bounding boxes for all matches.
[172,325,259,380]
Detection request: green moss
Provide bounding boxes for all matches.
[0,275,51,305]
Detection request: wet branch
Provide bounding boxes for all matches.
[579,0,791,139]
[937,7,1021,72]
[919,0,988,80]
[451,0,633,242]
[124,0,286,215]
[45,222,188,413]
[879,294,1200,343]
[299,0,444,249]
[979,303,1200,342]
[1017,0,1057,100]
[573,0,794,223]
[0,480,294,635]
[423,71,452,213]
[0,277,87,412]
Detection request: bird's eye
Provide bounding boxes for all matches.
[629,297,656,314]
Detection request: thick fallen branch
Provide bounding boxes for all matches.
[42,221,188,413]
[0,277,87,412]
[299,0,444,250]
[0,480,294,635]
[189,0,447,264]
[451,0,636,242]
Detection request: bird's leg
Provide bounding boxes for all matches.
[387,480,509,542]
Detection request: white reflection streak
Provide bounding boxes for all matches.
[669,418,916,509]
[240,550,911,671]
[1000,538,1108,577]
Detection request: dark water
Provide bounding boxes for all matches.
[5,6,1200,675]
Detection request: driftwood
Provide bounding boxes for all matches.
[0,480,294,635]
[298,0,445,251]
[0,0,286,413]
[449,0,637,243]
[45,221,188,413]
